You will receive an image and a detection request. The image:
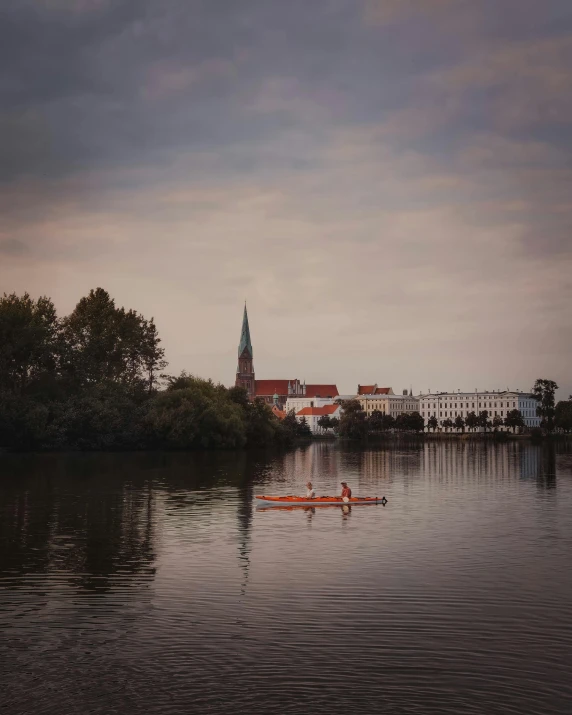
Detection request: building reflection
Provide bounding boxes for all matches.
[402,441,553,487]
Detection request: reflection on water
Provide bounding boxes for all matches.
[0,442,571,715]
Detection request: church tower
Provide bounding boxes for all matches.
[235,304,255,399]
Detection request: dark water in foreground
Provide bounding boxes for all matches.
[1,442,571,715]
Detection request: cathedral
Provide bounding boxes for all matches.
[235,305,338,408]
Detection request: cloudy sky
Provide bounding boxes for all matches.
[1,0,571,397]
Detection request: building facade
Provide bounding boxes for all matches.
[296,404,341,435]
[417,391,541,430]
[285,385,340,414]
[357,392,419,418]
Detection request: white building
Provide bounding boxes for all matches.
[357,390,419,418]
[417,390,541,430]
[284,384,339,414]
[296,404,342,435]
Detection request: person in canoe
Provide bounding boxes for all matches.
[306,481,316,499]
[340,481,352,502]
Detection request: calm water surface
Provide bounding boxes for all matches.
[1,442,571,715]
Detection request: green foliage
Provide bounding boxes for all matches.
[465,411,479,432]
[504,409,525,433]
[244,398,286,446]
[0,292,60,395]
[61,288,166,391]
[145,378,246,449]
[532,379,559,432]
[317,414,339,432]
[555,400,572,433]
[367,410,395,432]
[407,412,425,433]
[55,382,147,451]
[0,291,289,452]
[280,410,314,440]
[338,399,368,439]
[296,416,313,438]
[0,395,55,451]
[478,410,490,432]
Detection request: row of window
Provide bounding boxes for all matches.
[422,409,537,418]
[422,402,518,410]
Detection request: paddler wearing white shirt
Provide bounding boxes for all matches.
[306,481,315,499]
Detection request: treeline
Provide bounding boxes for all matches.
[0,289,296,451]
[333,400,425,439]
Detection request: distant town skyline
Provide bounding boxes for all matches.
[1,1,570,400]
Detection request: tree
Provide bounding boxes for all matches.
[282,409,299,436]
[427,415,438,432]
[227,385,250,408]
[317,414,336,432]
[394,413,410,432]
[442,418,454,432]
[61,288,166,389]
[367,409,385,433]
[555,400,572,433]
[504,409,525,433]
[0,292,60,395]
[0,395,55,451]
[492,414,504,432]
[297,416,312,438]
[408,412,425,433]
[338,399,368,439]
[465,411,478,432]
[145,377,246,449]
[368,409,395,433]
[531,379,559,432]
[454,415,465,433]
[245,397,285,446]
[478,410,490,433]
[140,317,167,392]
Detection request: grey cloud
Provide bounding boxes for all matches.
[0,0,571,395]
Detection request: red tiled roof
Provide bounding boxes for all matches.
[358,385,376,395]
[297,405,340,417]
[271,405,286,420]
[304,384,339,398]
[255,380,296,396]
[358,384,393,395]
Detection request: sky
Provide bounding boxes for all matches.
[1,0,571,398]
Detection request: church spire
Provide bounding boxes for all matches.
[238,303,253,358]
[236,303,255,399]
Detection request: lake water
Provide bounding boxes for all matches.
[1,442,571,715]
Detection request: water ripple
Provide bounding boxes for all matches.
[1,443,571,714]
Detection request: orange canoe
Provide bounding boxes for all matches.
[255,495,386,507]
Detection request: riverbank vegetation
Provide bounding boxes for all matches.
[1,290,569,451]
[0,290,297,451]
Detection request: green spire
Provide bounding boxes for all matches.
[238,303,253,358]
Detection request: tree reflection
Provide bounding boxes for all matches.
[0,454,158,591]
